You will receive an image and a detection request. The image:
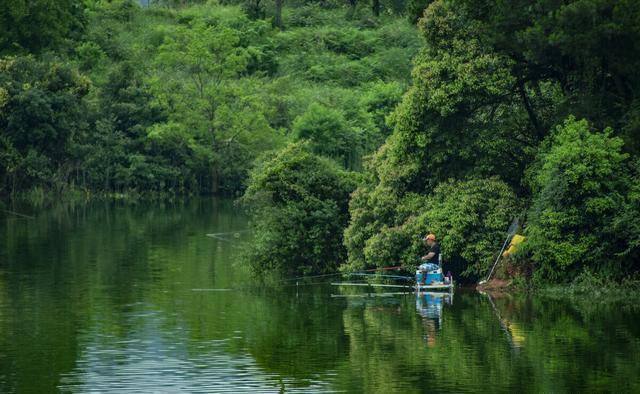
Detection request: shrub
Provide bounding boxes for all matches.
[524,117,631,282]
[241,142,358,277]
[291,103,358,167]
[344,177,518,280]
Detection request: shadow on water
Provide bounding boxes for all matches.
[0,198,639,393]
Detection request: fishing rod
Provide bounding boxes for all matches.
[259,265,415,289]
[282,271,413,283]
[363,266,403,272]
[280,272,346,283]
[350,273,414,281]
[479,218,519,285]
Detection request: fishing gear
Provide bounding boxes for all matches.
[479,218,520,285]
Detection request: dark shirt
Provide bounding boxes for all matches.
[426,242,440,262]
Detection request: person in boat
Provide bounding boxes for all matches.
[418,233,440,274]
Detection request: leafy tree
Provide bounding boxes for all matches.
[0,0,86,54]
[359,81,403,139]
[343,0,640,282]
[0,56,90,192]
[343,177,517,280]
[150,21,251,192]
[241,142,358,276]
[152,21,249,133]
[292,103,358,167]
[523,117,631,282]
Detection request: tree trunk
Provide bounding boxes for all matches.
[212,165,219,194]
[518,81,543,140]
[274,0,283,28]
[372,0,380,16]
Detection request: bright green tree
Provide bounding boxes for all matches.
[241,142,358,276]
[343,0,640,282]
[524,117,631,282]
[344,177,517,279]
[150,21,256,193]
[292,103,358,167]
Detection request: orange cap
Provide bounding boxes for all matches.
[423,233,436,241]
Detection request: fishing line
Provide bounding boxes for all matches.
[1,209,35,219]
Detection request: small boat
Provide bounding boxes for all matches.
[416,282,454,291]
[415,268,454,291]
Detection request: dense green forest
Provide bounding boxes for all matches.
[240,0,640,285]
[2,0,639,285]
[1,0,418,195]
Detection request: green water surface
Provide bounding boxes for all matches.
[0,199,639,393]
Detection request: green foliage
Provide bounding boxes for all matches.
[148,18,261,193]
[0,1,418,197]
[359,81,403,139]
[614,160,640,265]
[292,103,358,167]
[275,18,420,87]
[344,177,516,279]
[343,0,640,283]
[0,0,86,54]
[241,142,357,276]
[523,117,632,282]
[406,0,431,23]
[368,0,640,194]
[416,178,517,278]
[286,4,331,27]
[0,56,90,193]
[242,0,266,20]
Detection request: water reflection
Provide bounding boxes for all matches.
[416,292,452,348]
[482,292,525,350]
[1,199,639,393]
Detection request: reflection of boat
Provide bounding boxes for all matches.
[416,292,452,321]
[416,292,452,347]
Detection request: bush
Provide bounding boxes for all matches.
[415,178,518,279]
[614,159,640,268]
[343,177,518,280]
[292,103,358,167]
[0,55,89,192]
[523,117,631,282]
[359,81,403,139]
[287,5,331,28]
[241,142,358,277]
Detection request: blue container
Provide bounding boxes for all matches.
[416,271,424,284]
[426,272,443,284]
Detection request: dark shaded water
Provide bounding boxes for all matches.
[1,199,639,393]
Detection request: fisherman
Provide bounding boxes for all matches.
[418,233,440,275]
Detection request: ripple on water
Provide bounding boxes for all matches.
[57,340,341,393]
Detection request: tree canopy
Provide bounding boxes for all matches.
[2,0,640,283]
[342,0,640,283]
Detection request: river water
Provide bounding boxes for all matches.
[0,198,639,393]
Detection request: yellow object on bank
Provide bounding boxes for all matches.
[503,234,525,257]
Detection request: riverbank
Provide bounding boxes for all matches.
[1,188,240,208]
[477,271,640,309]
